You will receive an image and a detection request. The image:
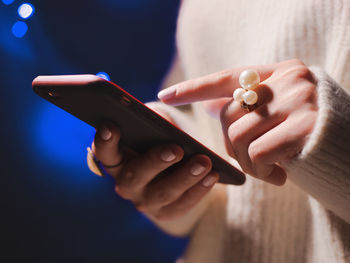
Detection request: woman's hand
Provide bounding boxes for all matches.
[90,123,219,221]
[158,59,318,186]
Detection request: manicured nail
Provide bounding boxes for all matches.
[202,174,217,187]
[157,86,176,101]
[98,126,112,141]
[190,163,206,176]
[160,148,176,162]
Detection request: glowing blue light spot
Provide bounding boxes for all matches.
[12,21,28,38]
[33,102,94,168]
[2,0,15,5]
[18,3,34,19]
[96,72,110,81]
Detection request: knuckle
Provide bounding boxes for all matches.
[149,189,175,205]
[248,143,266,164]
[227,124,245,145]
[126,176,142,189]
[177,80,195,93]
[303,83,316,94]
[175,200,189,211]
[216,69,233,83]
[294,65,311,79]
[289,58,305,66]
[118,165,144,188]
[115,185,132,200]
[285,65,312,81]
[155,190,172,204]
[271,110,288,122]
[240,163,253,175]
[153,212,169,221]
[134,202,148,213]
[115,168,136,198]
[290,83,316,105]
[301,84,317,102]
[118,167,133,184]
[276,59,305,74]
[280,58,305,68]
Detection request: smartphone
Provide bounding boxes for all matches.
[32,75,245,185]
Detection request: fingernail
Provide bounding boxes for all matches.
[160,148,176,162]
[202,174,217,187]
[98,126,112,141]
[190,163,206,176]
[157,86,176,101]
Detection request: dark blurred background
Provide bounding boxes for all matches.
[0,0,188,262]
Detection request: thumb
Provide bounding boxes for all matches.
[90,123,124,177]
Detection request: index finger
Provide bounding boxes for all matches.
[158,64,276,105]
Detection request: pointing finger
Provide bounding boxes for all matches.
[158,65,275,105]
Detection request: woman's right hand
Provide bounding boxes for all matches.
[91,123,219,221]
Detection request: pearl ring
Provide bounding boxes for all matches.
[233,69,260,111]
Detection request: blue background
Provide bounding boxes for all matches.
[0,0,188,262]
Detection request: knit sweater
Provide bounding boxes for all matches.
[147,0,350,262]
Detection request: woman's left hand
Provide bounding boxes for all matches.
[158,59,318,186]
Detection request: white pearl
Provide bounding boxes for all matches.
[233,88,246,102]
[239,69,260,90]
[242,90,258,105]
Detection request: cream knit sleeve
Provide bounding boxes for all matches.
[284,67,350,223]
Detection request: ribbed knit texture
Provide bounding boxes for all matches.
[147,0,350,262]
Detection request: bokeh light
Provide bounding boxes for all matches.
[33,102,94,169]
[18,3,35,19]
[2,0,15,5]
[96,72,110,81]
[11,21,28,38]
